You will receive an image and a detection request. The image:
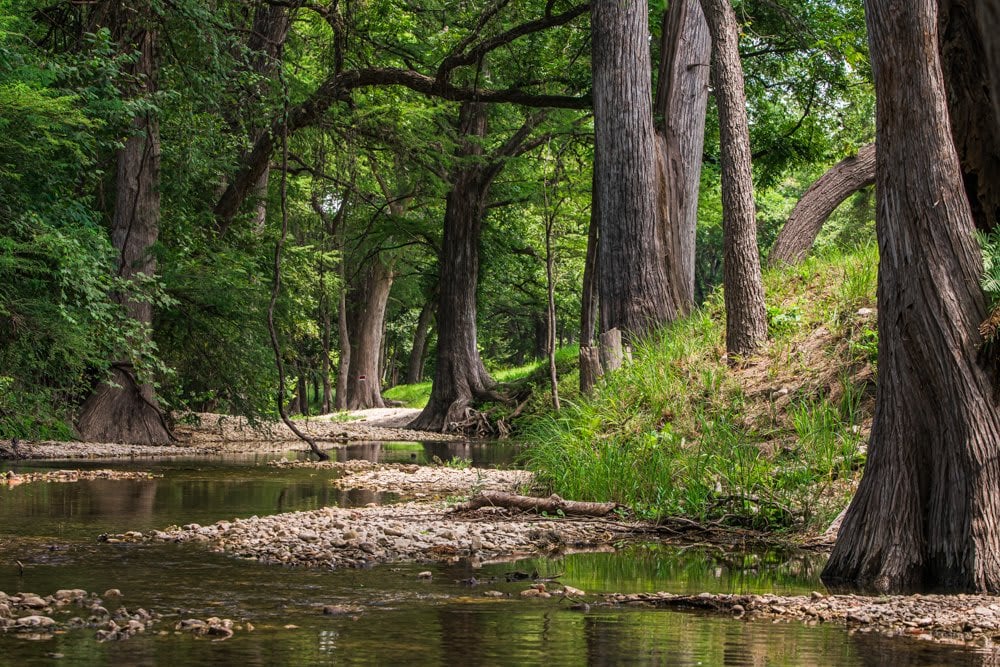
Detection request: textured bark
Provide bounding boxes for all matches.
[320,284,332,414]
[579,346,603,395]
[592,0,675,338]
[579,172,600,348]
[406,301,434,384]
[768,144,877,266]
[938,0,1000,232]
[345,258,393,410]
[598,328,624,374]
[334,283,350,412]
[409,104,499,432]
[701,0,767,359]
[821,0,1000,593]
[78,6,169,444]
[655,0,711,314]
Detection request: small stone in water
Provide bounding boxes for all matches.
[417,571,433,579]
[103,589,123,599]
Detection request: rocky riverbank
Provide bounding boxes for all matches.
[104,501,636,569]
[5,408,459,460]
[0,588,160,642]
[272,459,532,498]
[2,469,159,487]
[605,591,1000,648]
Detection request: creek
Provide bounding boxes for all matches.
[0,443,989,665]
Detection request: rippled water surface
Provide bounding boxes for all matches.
[0,445,991,665]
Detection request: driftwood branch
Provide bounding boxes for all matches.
[455,491,621,517]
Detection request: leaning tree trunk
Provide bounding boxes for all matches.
[409,104,499,432]
[345,257,393,410]
[592,0,676,338]
[821,0,1000,594]
[77,8,170,445]
[938,0,1000,232]
[701,0,768,359]
[406,301,434,385]
[655,0,711,315]
[768,144,877,266]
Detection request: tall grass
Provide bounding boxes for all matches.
[523,247,877,532]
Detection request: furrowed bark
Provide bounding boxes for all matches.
[78,5,171,444]
[821,0,1000,593]
[768,144,876,266]
[656,0,711,315]
[701,0,767,359]
[592,0,675,338]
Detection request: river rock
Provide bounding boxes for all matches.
[15,615,56,629]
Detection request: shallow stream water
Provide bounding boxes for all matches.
[0,443,991,665]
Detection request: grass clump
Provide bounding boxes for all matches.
[524,246,878,534]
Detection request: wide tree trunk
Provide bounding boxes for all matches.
[938,0,1000,232]
[701,0,768,359]
[78,6,170,444]
[768,144,877,266]
[592,0,676,338]
[345,257,393,409]
[406,301,434,384]
[655,0,711,315]
[821,0,1000,593]
[409,103,500,432]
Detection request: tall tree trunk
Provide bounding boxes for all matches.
[296,367,309,417]
[321,283,333,413]
[592,0,676,338]
[579,173,601,394]
[406,301,434,384]
[939,0,1000,232]
[768,144,877,266]
[409,103,500,432]
[580,172,600,348]
[701,0,768,359]
[335,282,350,411]
[545,208,561,412]
[345,257,393,410]
[218,4,291,236]
[78,6,170,444]
[821,0,1000,594]
[656,0,711,315]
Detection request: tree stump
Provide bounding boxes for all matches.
[579,346,604,394]
[599,328,625,373]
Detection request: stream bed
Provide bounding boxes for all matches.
[0,443,991,665]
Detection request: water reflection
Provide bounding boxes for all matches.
[0,456,992,666]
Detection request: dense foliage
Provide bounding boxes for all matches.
[0,0,875,438]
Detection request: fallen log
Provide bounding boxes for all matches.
[454,491,621,517]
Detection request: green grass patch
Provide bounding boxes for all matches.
[383,381,433,408]
[523,247,877,533]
